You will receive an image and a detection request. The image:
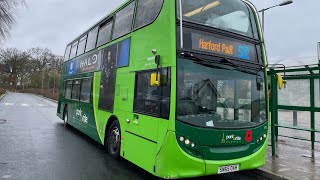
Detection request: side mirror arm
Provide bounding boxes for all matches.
[155,55,161,81]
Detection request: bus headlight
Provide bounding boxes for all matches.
[257,133,267,143]
[176,133,202,159]
[191,142,196,148]
[185,139,190,145]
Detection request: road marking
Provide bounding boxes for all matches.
[48,103,57,107]
[21,104,30,107]
[38,104,44,107]
[2,175,11,179]
[5,103,14,106]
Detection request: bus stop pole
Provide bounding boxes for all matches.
[270,70,277,156]
[310,77,315,150]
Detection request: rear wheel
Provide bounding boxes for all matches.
[63,109,69,128]
[106,120,121,159]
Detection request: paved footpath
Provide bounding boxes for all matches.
[261,137,320,180]
[0,92,274,180]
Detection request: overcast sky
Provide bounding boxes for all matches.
[3,0,320,63]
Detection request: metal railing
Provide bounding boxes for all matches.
[269,64,320,156]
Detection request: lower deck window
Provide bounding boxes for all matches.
[65,80,72,99]
[80,78,92,102]
[72,79,81,100]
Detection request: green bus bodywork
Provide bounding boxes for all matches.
[57,0,269,178]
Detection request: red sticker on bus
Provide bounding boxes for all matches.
[245,130,252,142]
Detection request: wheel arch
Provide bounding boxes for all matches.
[104,115,120,145]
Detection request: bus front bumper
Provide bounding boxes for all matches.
[156,131,267,179]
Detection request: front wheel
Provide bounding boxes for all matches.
[106,120,121,159]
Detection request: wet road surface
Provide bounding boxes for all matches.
[0,93,269,180]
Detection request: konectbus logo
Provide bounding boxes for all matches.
[221,133,242,144]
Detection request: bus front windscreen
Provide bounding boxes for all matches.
[176,58,266,129]
[177,0,258,39]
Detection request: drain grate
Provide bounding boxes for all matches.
[0,119,7,124]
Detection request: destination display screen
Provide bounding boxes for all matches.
[191,33,256,61]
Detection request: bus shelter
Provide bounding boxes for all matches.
[269,64,320,156]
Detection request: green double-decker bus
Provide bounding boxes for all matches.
[57,0,268,178]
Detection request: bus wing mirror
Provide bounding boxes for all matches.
[150,73,160,86]
[277,74,286,89]
[256,76,263,91]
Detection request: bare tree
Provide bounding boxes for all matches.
[0,47,62,90]
[0,0,25,41]
[28,48,55,70]
[0,48,29,88]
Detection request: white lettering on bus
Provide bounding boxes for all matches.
[80,54,98,69]
[226,134,241,141]
[76,109,88,124]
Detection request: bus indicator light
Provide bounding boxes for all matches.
[245,130,252,142]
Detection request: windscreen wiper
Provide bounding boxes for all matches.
[220,57,262,75]
[180,51,263,74]
[180,52,233,70]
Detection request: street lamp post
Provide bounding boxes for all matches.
[259,0,293,32]
[317,42,320,63]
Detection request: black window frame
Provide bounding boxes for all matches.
[112,0,136,40]
[77,34,88,57]
[97,18,114,47]
[63,80,67,97]
[65,80,73,99]
[133,68,171,119]
[64,0,165,59]
[80,77,93,103]
[71,79,81,101]
[64,45,72,62]
[70,41,79,59]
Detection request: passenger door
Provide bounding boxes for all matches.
[124,68,171,174]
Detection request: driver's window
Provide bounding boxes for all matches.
[133,68,171,119]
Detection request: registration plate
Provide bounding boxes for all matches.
[218,164,239,174]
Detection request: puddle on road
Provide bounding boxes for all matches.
[0,119,7,124]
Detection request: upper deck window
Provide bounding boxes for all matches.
[77,35,87,56]
[85,27,99,52]
[112,1,135,40]
[64,45,71,61]
[70,41,78,59]
[97,21,113,47]
[134,0,164,29]
[178,0,258,39]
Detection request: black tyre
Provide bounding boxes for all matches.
[63,108,69,128]
[106,120,121,159]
